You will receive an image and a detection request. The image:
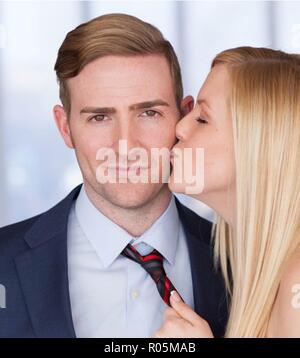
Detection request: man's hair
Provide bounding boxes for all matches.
[54,13,183,115]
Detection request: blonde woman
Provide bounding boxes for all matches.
[155,47,300,338]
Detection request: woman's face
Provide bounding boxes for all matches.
[169,64,236,202]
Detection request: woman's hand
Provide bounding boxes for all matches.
[154,291,214,338]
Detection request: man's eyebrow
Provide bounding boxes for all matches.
[129,100,170,110]
[79,100,169,115]
[80,106,116,114]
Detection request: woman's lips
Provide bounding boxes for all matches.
[170,148,179,162]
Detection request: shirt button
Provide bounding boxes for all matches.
[132,290,140,299]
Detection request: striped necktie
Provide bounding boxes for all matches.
[121,244,181,306]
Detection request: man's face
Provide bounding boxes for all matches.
[55,54,182,209]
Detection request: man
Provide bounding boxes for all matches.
[0,13,227,338]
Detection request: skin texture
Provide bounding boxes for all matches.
[53,54,193,237]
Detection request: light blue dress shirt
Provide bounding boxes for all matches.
[67,185,194,338]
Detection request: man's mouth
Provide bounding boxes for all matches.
[106,166,148,175]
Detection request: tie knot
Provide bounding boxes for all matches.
[122,244,166,281]
[121,243,180,306]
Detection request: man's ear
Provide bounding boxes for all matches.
[53,105,74,149]
[180,95,194,116]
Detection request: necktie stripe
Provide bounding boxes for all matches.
[121,244,182,307]
[141,261,164,271]
[164,277,171,304]
[142,254,163,262]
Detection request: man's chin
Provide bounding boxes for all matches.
[96,182,168,210]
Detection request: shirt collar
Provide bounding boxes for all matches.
[132,196,179,266]
[75,185,180,268]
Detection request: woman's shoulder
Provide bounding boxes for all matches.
[268,249,300,337]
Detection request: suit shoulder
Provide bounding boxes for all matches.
[0,214,41,236]
[0,185,81,255]
[0,214,41,252]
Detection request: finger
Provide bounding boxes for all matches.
[153,331,162,338]
[170,291,204,325]
[164,306,180,320]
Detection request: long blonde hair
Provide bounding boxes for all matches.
[212,47,300,337]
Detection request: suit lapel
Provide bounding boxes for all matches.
[14,185,82,338]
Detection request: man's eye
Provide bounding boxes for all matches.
[140,110,160,118]
[90,114,109,122]
[196,117,208,124]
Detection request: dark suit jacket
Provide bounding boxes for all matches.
[0,185,228,338]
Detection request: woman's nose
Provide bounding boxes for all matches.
[176,119,188,141]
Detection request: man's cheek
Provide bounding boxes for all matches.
[158,128,177,148]
[75,138,101,164]
[145,135,176,151]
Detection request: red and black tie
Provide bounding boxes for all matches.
[121,244,181,306]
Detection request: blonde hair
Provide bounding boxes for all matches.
[54,13,183,114]
[212,47,300,337]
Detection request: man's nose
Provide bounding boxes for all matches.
[116,120,139,149]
